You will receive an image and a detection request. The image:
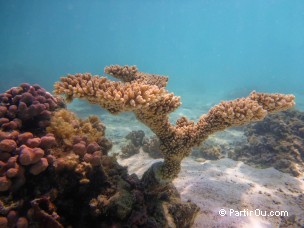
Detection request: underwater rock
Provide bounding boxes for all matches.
[141,162,200,227]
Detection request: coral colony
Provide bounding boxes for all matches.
[0,65,295,227]
[229,109,304,177]
[54,65,294,180]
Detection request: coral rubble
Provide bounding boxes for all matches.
[229,110,304,176]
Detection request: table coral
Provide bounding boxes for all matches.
[54,64,295,181]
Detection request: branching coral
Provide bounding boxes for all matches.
[46,109,112,183]
[54,65,295,181]
[47,109,106,146]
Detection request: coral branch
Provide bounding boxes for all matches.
[54,65,295,180]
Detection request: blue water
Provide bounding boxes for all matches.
[1,0,303,109]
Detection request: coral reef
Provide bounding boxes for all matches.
[0,84,63,192]
[1,84,199,227]
[0,84,64,226]
[0,62,297,227]
[229,110,304,176]
[53,64,295,227]
[54,64,295,181]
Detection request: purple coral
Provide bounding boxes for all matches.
[0,84,63,192]
[0,83,65,130]
[0,132,55,191]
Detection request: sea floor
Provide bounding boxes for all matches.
[119,150,304,227]
[68,97,304,228]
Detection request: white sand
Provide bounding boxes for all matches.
[118,151,304,227]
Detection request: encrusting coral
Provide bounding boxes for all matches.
[54,64,295,181]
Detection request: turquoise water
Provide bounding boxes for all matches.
[0,0,303,109]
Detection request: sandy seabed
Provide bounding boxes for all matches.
[118,150,304,228]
